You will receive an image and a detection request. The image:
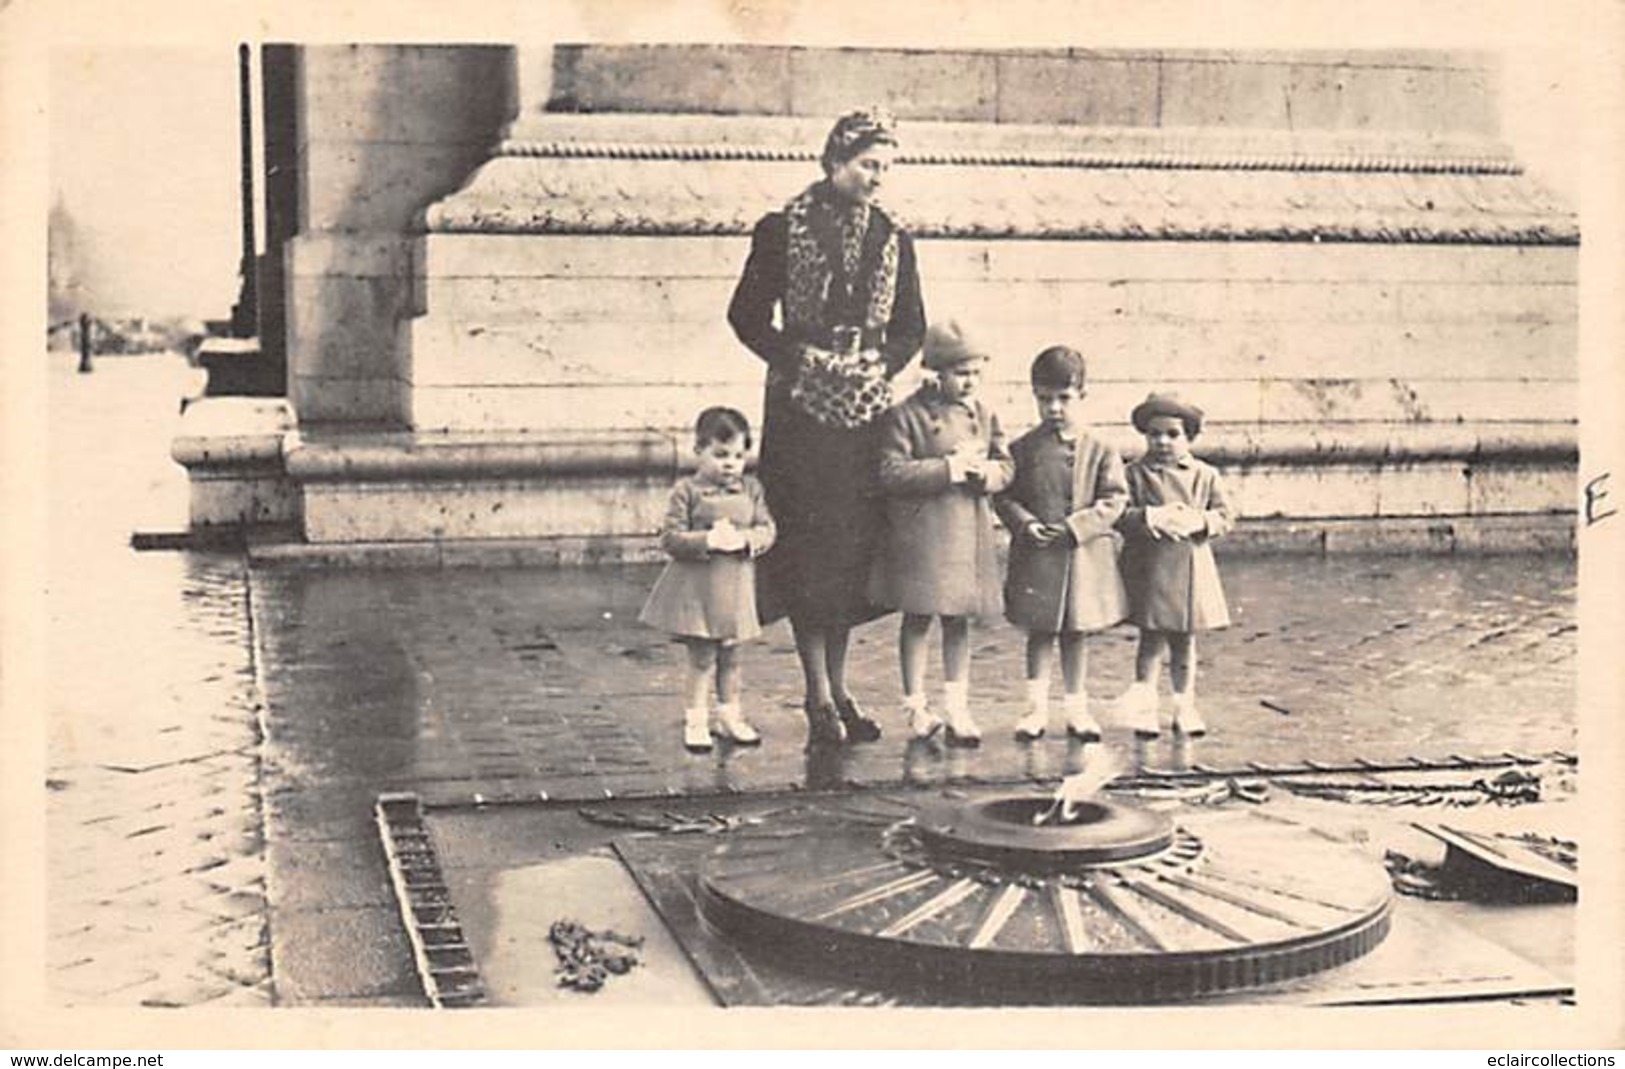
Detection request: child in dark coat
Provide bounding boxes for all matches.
[994,346,1129,742]
[1113,392,1234,737]
[870,320,1013,746]
[639,407,778,752]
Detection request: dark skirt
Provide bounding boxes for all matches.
[755,387,892,630]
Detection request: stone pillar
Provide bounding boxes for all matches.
[282,45,514,427]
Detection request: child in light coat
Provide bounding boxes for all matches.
[870,320,1014,746]
[639,407,777,752]
[1113,392,1234,737]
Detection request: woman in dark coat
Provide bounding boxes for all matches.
[727,107,927,746]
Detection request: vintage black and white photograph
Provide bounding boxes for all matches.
[4,0,1622,1050]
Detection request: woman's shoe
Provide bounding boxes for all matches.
[683,707,714,753]
[834,696,883,743]
[804,701,847,748]
[714,703,762,745]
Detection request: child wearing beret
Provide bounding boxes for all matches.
[869,320,1014,746]
[1113,392,1234,738]
[994,346,1129,742]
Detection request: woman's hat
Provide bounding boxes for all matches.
[922,319,989,370]
[821,106,899,170]
[1130,392,1205,435]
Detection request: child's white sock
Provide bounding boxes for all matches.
[903,691,941,740]
[1114,679,1159,736]
[1063,691,1102,740]
[1015,680,1049,739]
[1170,688,1207,737]
[942,680,980,743]
[714,701,760,745]
[683,706,713,752]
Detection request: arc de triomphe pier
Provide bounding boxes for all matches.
[176,45,1577,559]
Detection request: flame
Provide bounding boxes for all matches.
[1034,744,1123,825]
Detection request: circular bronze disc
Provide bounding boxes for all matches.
[697,791,1393,1003]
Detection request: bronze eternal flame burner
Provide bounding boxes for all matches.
[696,793,1393,1002]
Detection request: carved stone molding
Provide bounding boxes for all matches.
[496,139,1524,175]
[426,154,1576,244]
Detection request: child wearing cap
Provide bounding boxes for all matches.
[994,346,1129,742]
[869,320,1014,746]
[639,406,778,753]
[1113,392,1235,738]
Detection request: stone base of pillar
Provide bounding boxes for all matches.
[285,428,681,543]
[170,398,300,530]
[248,513,1575,570]
[270,421,1573,551]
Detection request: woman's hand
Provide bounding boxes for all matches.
[1026,521,1068,547]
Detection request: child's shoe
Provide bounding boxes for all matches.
[1014,680,1049,740]
[684,707,714,752]
[1112,680,1160,738]
[942,681,982,748]
[904,695,943,741]
[1062,693,1102,742]
[714,702,761,746]
[1170,690,1207,737]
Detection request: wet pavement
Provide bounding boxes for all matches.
[46,351,272,1007]
[41,345,1578,1007]
[251,553,1576,807]
[248,541,1574,1007]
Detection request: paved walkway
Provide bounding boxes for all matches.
[250,554,1576,807]
[45,352,272,1007]
[246,543,1574,1006]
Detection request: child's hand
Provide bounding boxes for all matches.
[1144,505,1186,541]
[706,520,747,553]
[1161,503,1206,539]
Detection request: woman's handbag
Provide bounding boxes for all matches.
[789,330,893,430]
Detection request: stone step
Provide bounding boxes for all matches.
[248,513,1576,568]
[279,422,1575,544]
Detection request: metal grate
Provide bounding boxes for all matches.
[375,792,486,1008]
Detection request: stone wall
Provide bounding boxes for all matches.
[276,44,1577,547]
[545,45,1499,135]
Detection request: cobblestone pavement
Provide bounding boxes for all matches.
[45,352,272,1007]
[251,550,1576,809]
[248,549,1573,1005]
